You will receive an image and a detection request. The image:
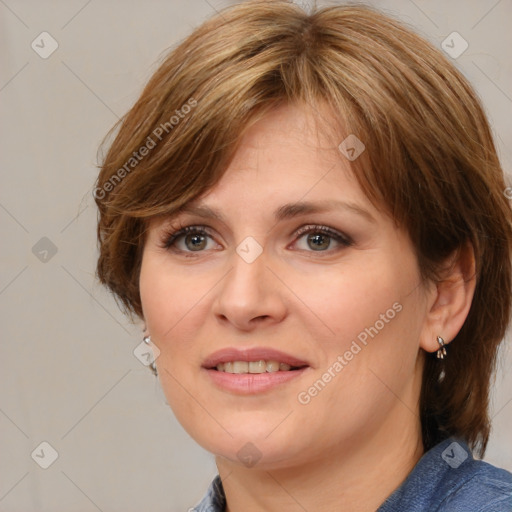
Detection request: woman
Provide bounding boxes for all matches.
[94,1,512,510]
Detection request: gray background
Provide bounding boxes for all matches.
[1,0,511,510]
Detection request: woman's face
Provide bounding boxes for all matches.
[140,104,432,469]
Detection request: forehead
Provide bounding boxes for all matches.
[195,104,373,211]
[146,102,391,233]
[232,102,344,163]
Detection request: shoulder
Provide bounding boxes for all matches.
[439,457,512,512]
[378,438,512,512]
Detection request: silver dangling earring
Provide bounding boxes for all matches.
[436,336,447,359]
[143,335,158,376]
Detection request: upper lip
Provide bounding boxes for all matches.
[202,347,310,369]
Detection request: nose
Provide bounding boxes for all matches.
[211,243,287,332]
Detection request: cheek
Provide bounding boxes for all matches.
[139,253,187,353]
[139,255,202,419]
[290,266,424,446]
[139,252,214,363]
[294,250,425,384]
[291,255,404,342]
[139,255,167,332]
[140,250,190,327]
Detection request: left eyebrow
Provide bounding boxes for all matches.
[174,199,376,224]
[273,200,376,224]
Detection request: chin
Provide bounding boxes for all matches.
[190,421,317,471]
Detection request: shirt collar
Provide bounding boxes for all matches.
[377,437,473,511]
[193,473,226,512]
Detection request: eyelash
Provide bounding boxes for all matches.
[159,223,353,256]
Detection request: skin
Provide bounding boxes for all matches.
[139,103,476,511]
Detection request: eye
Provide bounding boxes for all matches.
[292,225,352,252]
[160,225,219,254]
[159,223,353,256]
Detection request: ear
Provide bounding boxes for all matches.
[419,242,476,354]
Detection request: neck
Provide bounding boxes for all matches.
[216,412,424,512]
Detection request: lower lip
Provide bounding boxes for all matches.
[203,367,309,394]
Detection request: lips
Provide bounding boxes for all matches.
[202,347,311,394]
[202,347,310,370]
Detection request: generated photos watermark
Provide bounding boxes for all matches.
[93,97,197,200]
[297,301,403,405]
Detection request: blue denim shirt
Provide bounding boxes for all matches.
[191,438,512,511]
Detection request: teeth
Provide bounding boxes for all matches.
[266,360,280,372]
[249,360,266,373]
[233,361,249,374]
[215,360,297,374]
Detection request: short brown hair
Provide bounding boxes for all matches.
[95,0,512,457]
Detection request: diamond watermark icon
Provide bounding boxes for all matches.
[338,134,365,161]
[236,236,263,264]
[32,237,58,263]
[441,441,468,468]
[236,442,262,468]
[441,32,468,59]
[31,32,59,59]
[133,339,160,367]
[31,441,59,469]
